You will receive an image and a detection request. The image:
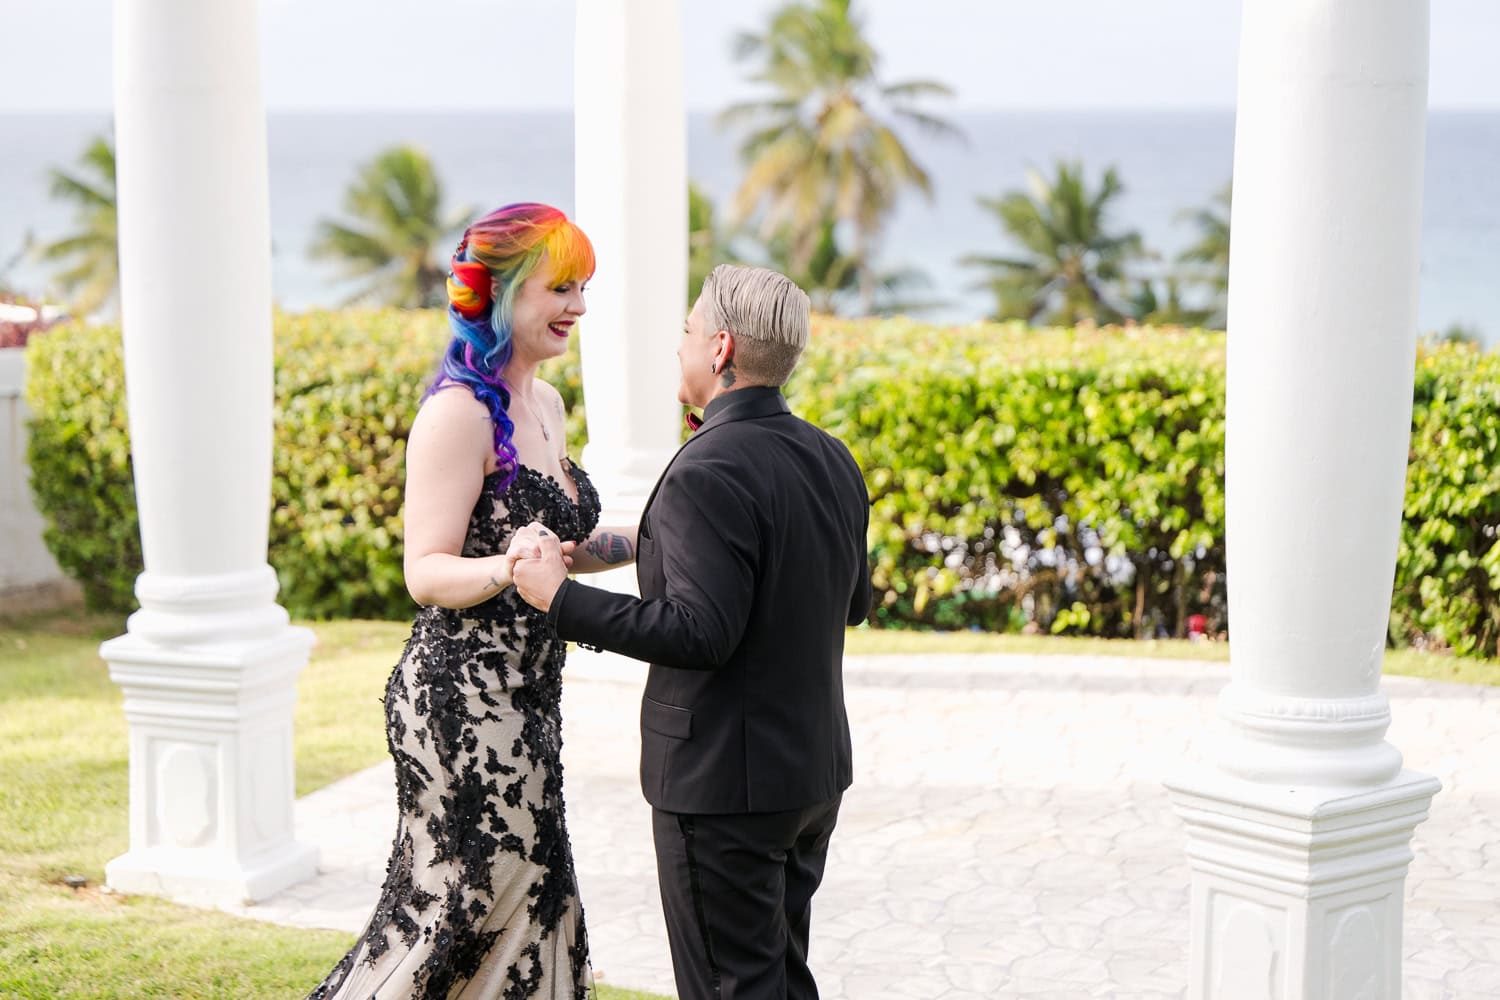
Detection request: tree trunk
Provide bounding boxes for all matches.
[1171,559,1189,639]
[854,221,874,317]
[1133,558,1149,640]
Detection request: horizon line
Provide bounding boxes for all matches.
[6,103,1500,116]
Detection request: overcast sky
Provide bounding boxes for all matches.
[2,0,1497,113]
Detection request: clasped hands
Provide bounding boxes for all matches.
[505,522,573,612]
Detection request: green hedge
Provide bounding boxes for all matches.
[23,312,1500,657]
[25,311,584,620]
[23,324,142,611]
[1394,347,1500,656]
[785,320,1226,639]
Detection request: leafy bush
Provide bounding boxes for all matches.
[1392,344,1500,656]
[787,319,1226,638]
[23,322,141,610]
[26,310,585,619]
[271,310,587,618]
[25,311,1500,657]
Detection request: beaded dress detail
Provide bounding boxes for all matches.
[308,462,601,1000]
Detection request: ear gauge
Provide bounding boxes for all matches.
[710,363,718,374]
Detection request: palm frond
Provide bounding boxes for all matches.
[37,133,119,316]
[888,106,967,143]
[717,0,960,315]
[880,78,956,101]
[309,145,457,308]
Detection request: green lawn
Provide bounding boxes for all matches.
[1,610,1493,998]
[0,611,662,1000]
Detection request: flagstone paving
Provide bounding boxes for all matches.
[218,652,1500,999]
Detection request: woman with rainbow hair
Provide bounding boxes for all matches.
[307,203,635,1000]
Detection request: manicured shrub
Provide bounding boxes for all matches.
[269,310,442,619]
[25,312,1499,657]
[1392,343,1500,656]
[25,310,585,619]
[23,322,140,610]
[271,310,586,618]
[787,319,1226,638]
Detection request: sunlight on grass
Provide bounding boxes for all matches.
[291,619,410,795]
[2,608,1492,999]
[0,613,665,999]
[0,875,659,999]
[0,612,130,882]
[0,878,352,999]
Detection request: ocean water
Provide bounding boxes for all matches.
[1,109,1496,341]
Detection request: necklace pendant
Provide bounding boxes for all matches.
[539,424,550,441]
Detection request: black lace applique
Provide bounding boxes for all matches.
[306,462,601,1000]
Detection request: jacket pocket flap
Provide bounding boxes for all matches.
[641,697,692,740]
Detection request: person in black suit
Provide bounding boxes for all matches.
[511,264,872,1000]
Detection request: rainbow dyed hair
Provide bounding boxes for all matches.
[426,203,595,492]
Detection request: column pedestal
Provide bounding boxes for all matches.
[1169,769,1439,1000]
[103,568,318,905]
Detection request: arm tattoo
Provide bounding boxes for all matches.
[485,574,504,591]
[719,360,737,388]
[586,532,635,565]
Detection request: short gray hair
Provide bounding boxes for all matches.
[697,264,810,386]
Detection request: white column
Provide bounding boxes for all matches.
[1167,2,1439,997]
[103,0,317,905]
[573,0,686,529]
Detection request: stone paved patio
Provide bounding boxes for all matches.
[219,653,1500,999]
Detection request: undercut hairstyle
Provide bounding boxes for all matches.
[697,264,810,387]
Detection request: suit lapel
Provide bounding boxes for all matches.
[638,389,791,526]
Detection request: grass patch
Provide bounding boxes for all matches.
[0,613,665,999]
[290,619,410,795]
[1,612,132,884]
[0,879,353,999]
[1,609,1492,998]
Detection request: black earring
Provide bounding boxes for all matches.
[710,363,717,374]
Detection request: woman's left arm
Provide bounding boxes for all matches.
[569,524,638,573]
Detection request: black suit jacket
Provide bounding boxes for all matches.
[548,386,872,814]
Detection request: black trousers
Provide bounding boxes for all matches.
[651,795,842,1000]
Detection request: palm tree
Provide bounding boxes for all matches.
[1176,181,1231,328]
[0,235,34,300]
[721,0,960,315]
[760,218,939,316]
[37,135,118,317]
[1129,273,1213,327]
[963,161,1147,326]
[689,182,743,302]
[310,145,469,308]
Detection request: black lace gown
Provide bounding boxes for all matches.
[308,462,602,1000]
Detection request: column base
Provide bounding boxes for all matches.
[106,839,319,907]
[101,613,317,908]
[1167,766,1440,999]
